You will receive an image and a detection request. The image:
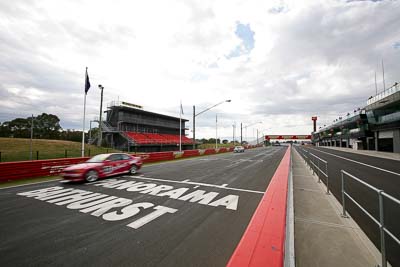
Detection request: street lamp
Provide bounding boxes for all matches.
[192,99,231,149]
[98,85,104,146]
[242,121,262,144]
[89,120,96,143]
[232,121,236,146]
[215,114,219,149]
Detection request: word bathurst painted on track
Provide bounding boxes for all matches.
[16,181,239,230]
[17,186,177,229]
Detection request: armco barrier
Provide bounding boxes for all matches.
[0,146,255,182]
[136,151,174,163]
[227,146,291,267]
[182,150,200,158]
[204,149,216,155]
[0,157,89,182]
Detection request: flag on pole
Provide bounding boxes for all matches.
[180,102,184,115]
[85,67,91,94]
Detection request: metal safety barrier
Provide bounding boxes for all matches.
[296,147,330,194]
[341,170,400,267]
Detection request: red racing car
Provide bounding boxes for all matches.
[61,153,143,182]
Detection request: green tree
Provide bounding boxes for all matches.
[0,113,62,139]
[8,118,30,138]
[0,121,12,137]
[59,129,87,142]
[34,113,62,139]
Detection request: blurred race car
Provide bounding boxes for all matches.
[61,153,143,182]
[234,146,245,153]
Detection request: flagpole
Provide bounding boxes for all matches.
[179,100,182,151]
[82,67,90,157]
[82,92,87,157]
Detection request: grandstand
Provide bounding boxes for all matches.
[98,101,193,152]
[312,82,400,152]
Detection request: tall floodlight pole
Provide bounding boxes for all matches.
[243,121,262,144]
[192,99,231,149]
[30,114,33,160]
[215,114,218,149]
[382,59,386,92]
[232,122,236,146]
[193,105,196,149]
[179,101,183,151]
[89,120,93,142]
[98,85,104,146]
[240,123,243,144]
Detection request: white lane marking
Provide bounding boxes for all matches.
[127,175,264,194]
[0,179,61,190]
[181,179,190,182]
[226,159,264,168]
[220,184,228,187]
[308,148,400,177]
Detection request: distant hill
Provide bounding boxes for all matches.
[0,137,120,162]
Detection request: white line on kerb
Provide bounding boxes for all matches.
[309,148,400,177]
[128,175,264,194]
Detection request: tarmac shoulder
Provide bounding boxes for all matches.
[312,145,400,161]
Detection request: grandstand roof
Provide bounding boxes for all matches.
[107,103,189,122]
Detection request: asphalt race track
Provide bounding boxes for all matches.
[0,146,286,267]
[294,146,400,267]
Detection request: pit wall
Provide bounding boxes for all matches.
[0,146,258,182]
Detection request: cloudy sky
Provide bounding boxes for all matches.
[0,0,399,141]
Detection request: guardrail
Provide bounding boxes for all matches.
[341,170,400,267]
[296,147,330,194]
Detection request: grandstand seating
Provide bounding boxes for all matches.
[124,132,192,145]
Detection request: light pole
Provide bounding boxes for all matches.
[98,84,104,146]
[29,114,34,160]
[256,129,258,145]
[232,122,236,146]
[240,122,243,144]
[89,120,95,142]
[215,114,218,149]
[192,99,231,149]
[242,121,262,144]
